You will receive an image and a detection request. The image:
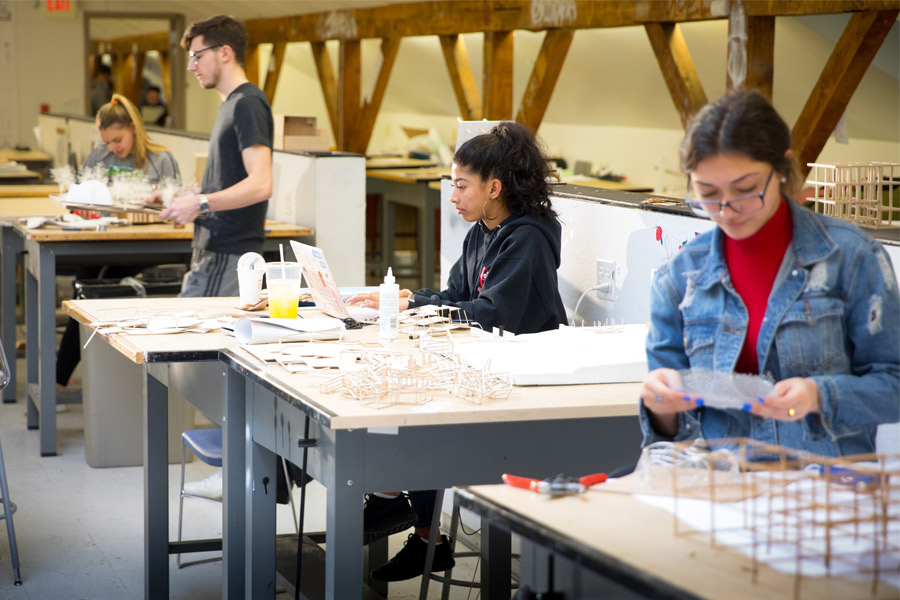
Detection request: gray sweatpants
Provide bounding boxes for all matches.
[179,248,241,297]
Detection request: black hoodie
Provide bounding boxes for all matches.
[410,212,567,334]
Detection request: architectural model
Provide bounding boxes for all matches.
[806,162,899,229]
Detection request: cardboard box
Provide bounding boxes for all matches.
[283,128,331,152]
[274,115,330,152]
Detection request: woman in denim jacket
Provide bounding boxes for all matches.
[639,90,899,457]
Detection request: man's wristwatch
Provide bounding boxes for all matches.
[197,195,210,217]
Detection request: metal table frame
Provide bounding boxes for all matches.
[14,227,310,456]
[221,348,642,599]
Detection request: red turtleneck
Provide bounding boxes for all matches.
[724,197,793,374]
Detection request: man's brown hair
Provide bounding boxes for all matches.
[181,14,247,66]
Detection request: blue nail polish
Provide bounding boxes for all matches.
[674,386,685,392]
[682,396,691,402]
[655,395,663,403]
[757,396,765,403]
[742,402,752,412]
[695,398,704,407]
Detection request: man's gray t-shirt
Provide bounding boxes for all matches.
[196,82,273,255]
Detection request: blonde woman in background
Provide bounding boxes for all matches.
[82,93,180,181]
[56,94,181,391]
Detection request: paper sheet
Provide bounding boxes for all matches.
[234,317,344,345]
[454,324,649,385]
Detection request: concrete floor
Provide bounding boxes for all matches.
[0,332,488,599]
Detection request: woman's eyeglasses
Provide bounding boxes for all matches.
[685,169,775,218]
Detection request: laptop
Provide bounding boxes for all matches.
[289,240,379,321]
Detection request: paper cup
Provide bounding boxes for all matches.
[238,268,265,306]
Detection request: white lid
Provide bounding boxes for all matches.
[383,267,395,284]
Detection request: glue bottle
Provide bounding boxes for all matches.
[379,267,399,340]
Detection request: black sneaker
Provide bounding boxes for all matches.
[371,533,456,582]
[363,494,417,545]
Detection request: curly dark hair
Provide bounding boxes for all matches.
[681,89,800,194]
[453,122,556,218]
[181,14,248,66]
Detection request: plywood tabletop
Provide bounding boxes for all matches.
[0,184,59,198]
[366,167,448,183]
[460,484,898,600]
[63,297,639,429]
[241,350,640,430]
[65,297,261,364]
[563,177,653,193]
[365,157,437,169]
[0,149,53,162]
[0,169,41,180]
[14,218,313,242]
[0,197,67,220]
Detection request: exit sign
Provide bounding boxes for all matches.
[42,0,77,17]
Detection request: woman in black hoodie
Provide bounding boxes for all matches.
[348,121,567,582]
[350,121,567,335]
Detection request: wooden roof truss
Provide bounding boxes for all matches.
[88,1,899,167]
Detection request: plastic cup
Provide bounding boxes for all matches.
[265,262,301,319]
[238,268,265,306]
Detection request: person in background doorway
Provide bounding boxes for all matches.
[140,85,169,127]
[90,63,113,116]
[348,121,568,582]
[639,89,899,456]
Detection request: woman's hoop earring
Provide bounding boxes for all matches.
[483,198,501,221]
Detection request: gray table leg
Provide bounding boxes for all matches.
[246,430,277,598]
[30,246,57,456]
[481,520,511,599]
[223,367,247,600]
[144,368,169,600]
[326,429,366,599]
[24,260,37,430]
[0,226,20,403]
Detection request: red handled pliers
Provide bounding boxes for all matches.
[502,472,607,496]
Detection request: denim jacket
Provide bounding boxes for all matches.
[640,199,900,456]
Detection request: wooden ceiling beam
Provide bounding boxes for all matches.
[645,22,707,130]
[483,30,514,120]
[742,16,775,98]
[338,39,362,152]
[792,9,899,175]
[92,31,169,55]
[244,0,899,44]
[439,34,482,121]
[311,42,339,139]
[245,44,260,87]
[515,28,574,132]
[159,51,172,111]
[263,41,287,105]
[354,38,401,155]
[725,1,776,98]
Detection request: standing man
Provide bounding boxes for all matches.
[160,14,273,297]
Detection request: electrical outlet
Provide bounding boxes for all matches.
[595,259,615,301]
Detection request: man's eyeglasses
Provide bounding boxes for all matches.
[685,169,775,218]
[188,44,222,65]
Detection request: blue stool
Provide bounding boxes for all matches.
[177,428,298,568]
[0,339,21,585]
